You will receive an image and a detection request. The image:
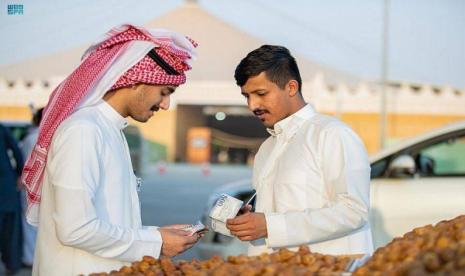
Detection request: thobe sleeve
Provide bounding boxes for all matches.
[265,125,371,248]
[49,123,162,262]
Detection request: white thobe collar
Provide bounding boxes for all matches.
[267,104,316,140]
[97,101,129,130]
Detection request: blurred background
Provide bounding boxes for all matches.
[0,0,464,274]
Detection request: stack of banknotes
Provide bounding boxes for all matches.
[182,220,206,236]
[208,194,243,237]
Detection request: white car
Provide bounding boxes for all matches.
[198,121,465,259]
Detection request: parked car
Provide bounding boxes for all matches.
[198,121,465,259]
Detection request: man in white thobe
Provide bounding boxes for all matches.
[21,25,203,276]
[226,45,373,256]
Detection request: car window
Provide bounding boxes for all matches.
[417,135,465,176]
[370,159,388,178]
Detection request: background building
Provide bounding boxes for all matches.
[1,2,464,163]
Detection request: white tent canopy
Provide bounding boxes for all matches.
[1,0,463,88]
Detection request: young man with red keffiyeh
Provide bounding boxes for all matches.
[20,25,202,276]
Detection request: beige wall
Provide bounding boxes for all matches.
[338,113,465,154]
[129,110,177,161]
[0,106,32,121]
[175,105,206,161]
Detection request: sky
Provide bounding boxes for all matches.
[1,0,464,87]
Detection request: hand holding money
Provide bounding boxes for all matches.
[237,204,253,215]
[208,194,243,237]
[159,228,199,257]
[182,221,208,236]
[226,212,268,241]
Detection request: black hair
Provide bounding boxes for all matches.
[234,45,302,93]
[33,108,44,127]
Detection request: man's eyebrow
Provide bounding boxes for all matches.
[166,87,176,94]
[243,89,267,95]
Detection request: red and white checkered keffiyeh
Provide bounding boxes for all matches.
[21,24,197,225]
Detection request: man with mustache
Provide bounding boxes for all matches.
[226,45,373,256]
[21,25,203,276]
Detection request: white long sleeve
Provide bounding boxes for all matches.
[32,102,167,276]
[49,122,162,262]
[249,104,373,256]
[265,126,370,248]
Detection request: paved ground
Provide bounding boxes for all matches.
[0,163,252,275]
[139,163,252,260]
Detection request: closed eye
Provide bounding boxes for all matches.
[162,90,173,97]
[163,87,176,96]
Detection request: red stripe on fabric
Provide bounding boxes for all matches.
[22,43,127,210]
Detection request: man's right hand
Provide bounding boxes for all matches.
[237,204,253,215]
[159,227,199,257]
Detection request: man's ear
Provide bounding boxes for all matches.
[286,80,299,97]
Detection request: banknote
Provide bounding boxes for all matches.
[209,193,246,237]
[209,193,243,223]
[182,220,206,236]
[210,218,233,237]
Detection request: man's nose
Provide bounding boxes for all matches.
[247,97,260,112]
[159,95,170,110]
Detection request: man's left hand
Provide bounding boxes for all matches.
[226,212,267,241]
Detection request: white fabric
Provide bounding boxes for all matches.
[78,41,154,112]
[26,40,154,226]
[82,24,197,66]
[19,128,39,265]
[25,24,198,225]
[248,104,373,256]
[32,101,162,276]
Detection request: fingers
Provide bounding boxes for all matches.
[226,222,251,232]
[229,229,252,237]
[227,213,250,225]
[182,233,199,250]
[197,229,209,237]
[199,227,209,233]
[160,229,201,257]
[164,232,199,256]
[226,212,267,241]
[244,204,253,213]
[226,213,255,231]
[185,233,199,244]
[229,229,254,241]
[237,204,252,215]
